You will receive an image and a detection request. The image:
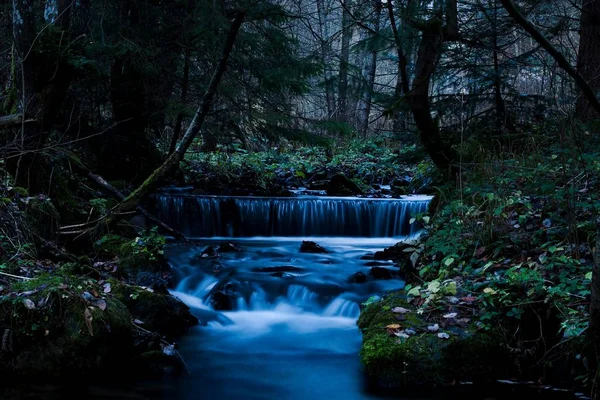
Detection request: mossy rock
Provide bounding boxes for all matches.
[0,281,133,378]
[94,234,167,276]
[327,174,364,196]
[358,293,512,389]
[109,280,198,339]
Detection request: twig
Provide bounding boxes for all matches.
[0,271,31,280]
[132,322,190,374]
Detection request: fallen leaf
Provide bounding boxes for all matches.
[133,319,144,325]
[443,312,458,319]
[438,332,450,339]
[103,283,111,293]
[385,324,402,329]
[95,299,107,311]
[392,307,410,314]
[394,330,410,339]
[475,247,486,257]
[84,307,94,336]
[23,299,35,310]
[404,328,417,335]
[162,344,175,356]
[460,295,477,303]
[427,323,439,332]
[483,287,497,295]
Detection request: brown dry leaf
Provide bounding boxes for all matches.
[385,324,401,329]
[475,247,486,257]
[84,307,94,336]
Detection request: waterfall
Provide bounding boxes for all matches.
[154,195,430,238]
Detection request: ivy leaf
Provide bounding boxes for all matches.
[443,281,457,295]
[427,280,441,293]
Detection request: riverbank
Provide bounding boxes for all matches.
[355,150,597,395]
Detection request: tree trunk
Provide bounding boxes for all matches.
[387,0,411,135]
[357,0,382,137]
[410,24,458,173]
[491,0,506,132]
[316,0,336,118]
[337,0,352,121]
[576,0,600,121]
[169,48,192,155]
[10,0,76,191]
[100,11,246,229]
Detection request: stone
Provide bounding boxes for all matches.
[349,271,368,283]
[300,241,328,254]
[369,267,395,280]
[327,174,364,196]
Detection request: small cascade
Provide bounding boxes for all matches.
[163,193,432,399]
[154,195,431,238]
[323,297,361,318]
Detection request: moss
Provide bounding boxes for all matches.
[94,234,165,276]
[23,196,60,241]
[0,277,133,378]
[357,292,511,389]
[108,279,198,339]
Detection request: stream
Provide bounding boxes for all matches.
[0,195,584,399]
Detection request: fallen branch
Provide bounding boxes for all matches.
[0,271,31,280]
[0,114,36,129]
[87,173,190,243]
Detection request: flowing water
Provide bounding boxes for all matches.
[156,195,431,399]
[0,195,583,399]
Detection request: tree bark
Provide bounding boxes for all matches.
[337,0,352,121]
[357,0,382,137]
[10,0,77,191]
[169,48,192,155]
[410,22,458,173]
[100,11,246,229]
[387,0,411,135]
[316,0,336,118]
[576,0,600,121]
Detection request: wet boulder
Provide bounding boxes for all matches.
[369,267,395,280]
[110,280,198,339]
[218,243,242,253]
[357,293,512,389]
[300,241,329,254]
[348,271,368,284]
[327,174,364,196]
[211,291,235,311]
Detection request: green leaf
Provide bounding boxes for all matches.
[444,257,455,267]
[585,272,593,280]
[427,280,441,293]
[407,286,421,297]
[443,281,457,295]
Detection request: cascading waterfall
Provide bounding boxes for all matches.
[164,194,432,400]
[154,195,431,237]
